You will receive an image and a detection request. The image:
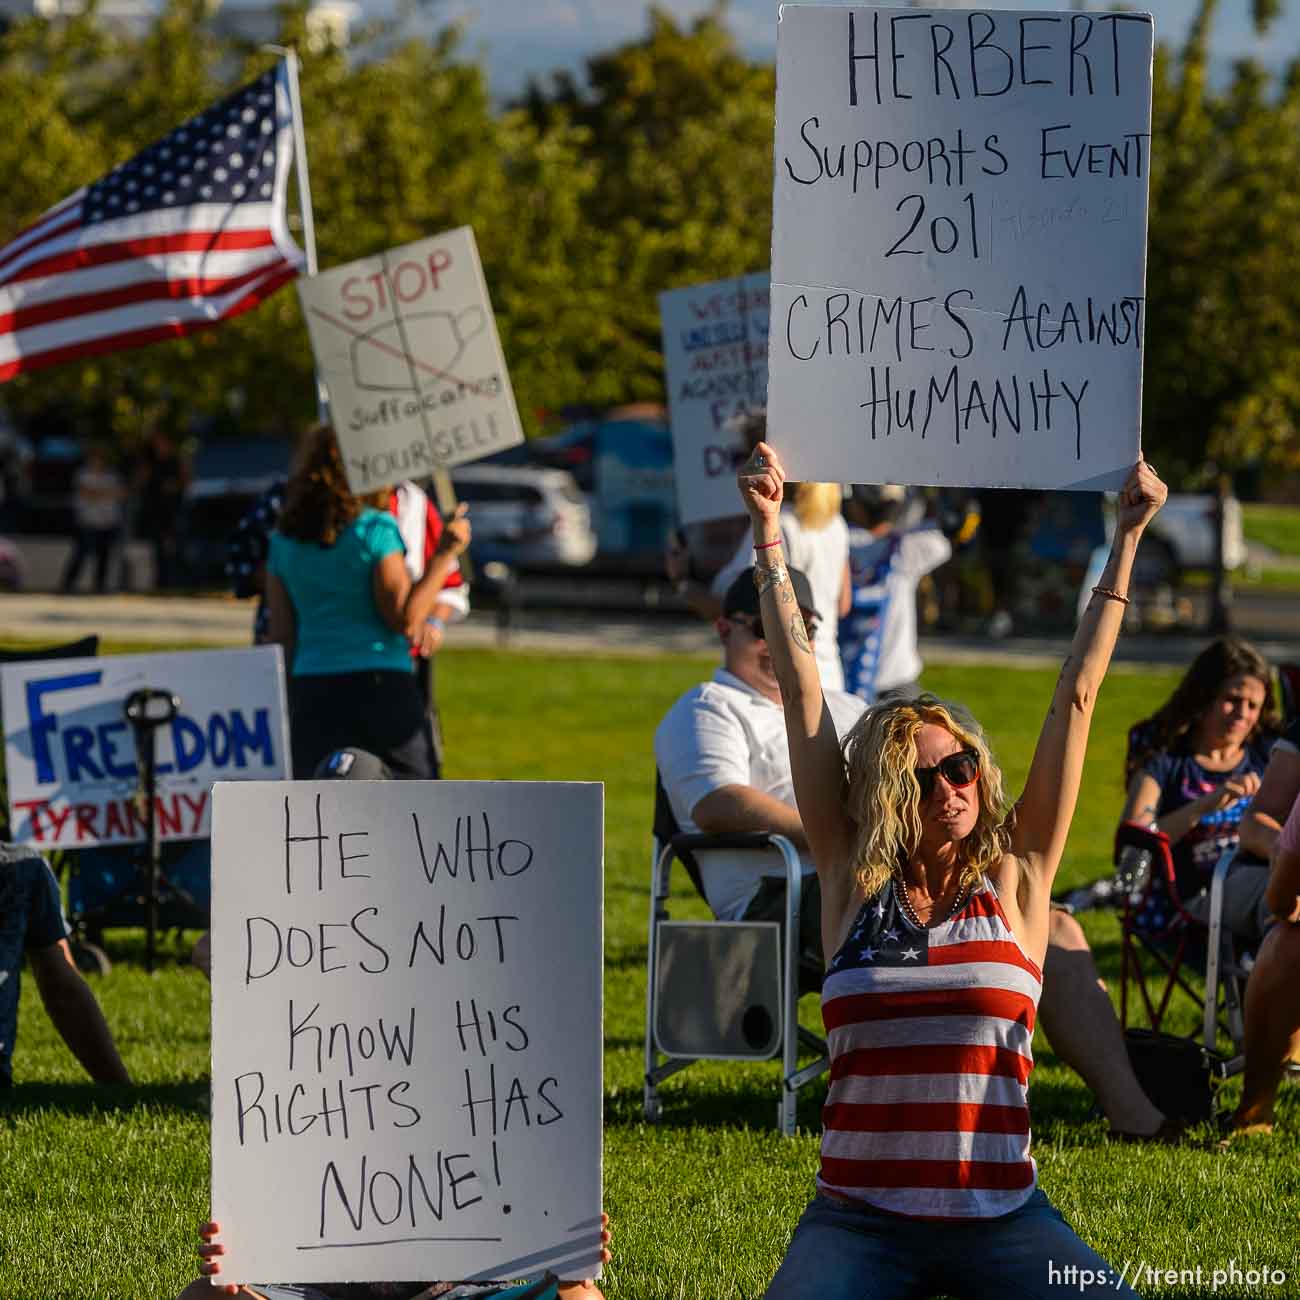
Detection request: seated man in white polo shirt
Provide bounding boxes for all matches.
[654,565,868,992]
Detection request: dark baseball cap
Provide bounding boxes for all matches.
[721,565,817,621]
[313,747,393,780]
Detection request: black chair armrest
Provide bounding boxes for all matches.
[671,831,783,854]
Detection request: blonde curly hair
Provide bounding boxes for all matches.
[790,480,843,531]
[842,694,1010,898]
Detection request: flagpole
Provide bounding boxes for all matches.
[268,43,329,419]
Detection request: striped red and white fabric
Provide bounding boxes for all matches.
[817,879,1042,1220]
[0,64,303,382]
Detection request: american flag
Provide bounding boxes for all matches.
[818,883,1040,1219]
[0,64,304,382]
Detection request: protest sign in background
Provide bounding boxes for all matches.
[210,779,604,1286]
[299,228,524,495]
[1,647,289,849]
[660,272,769,525]
[768,5,1154,491]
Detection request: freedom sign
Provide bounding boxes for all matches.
[768,5,1154,491]
[660,272,769,525]
[1,647,289,850]
[299,228,524,494]
[209,780,604,1287]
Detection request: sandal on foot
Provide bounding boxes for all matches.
[1216,1114,1274,1149]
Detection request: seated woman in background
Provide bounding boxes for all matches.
[266,424,470,779]
[1121,637,1280,929]
[1033,639,1282,1143]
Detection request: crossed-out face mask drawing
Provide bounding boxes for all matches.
[350,305,489,392]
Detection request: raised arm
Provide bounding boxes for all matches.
[1010,461,1166,898]
[373,505,471,640]
[739,443,855,881]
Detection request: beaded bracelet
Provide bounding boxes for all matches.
[1092,585,1131,606]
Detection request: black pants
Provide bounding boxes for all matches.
[62,527,118,592]
[288,670,438,780]
[743,873,826,995]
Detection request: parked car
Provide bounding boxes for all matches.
[0,415,32,527]
[450,465,596,570]
[1145,492,1247,576]
[529,406,675,572]
[20,434,83,533]
[1094,491,1246,590]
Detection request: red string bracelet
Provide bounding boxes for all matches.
[754,538,782,551]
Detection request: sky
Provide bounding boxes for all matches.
[430,1,1300,98]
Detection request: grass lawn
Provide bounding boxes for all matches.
[2,646,1296,1299]
[1242,503,1300,559]
[1234,567,1300,594]
[1184,567,1300,594]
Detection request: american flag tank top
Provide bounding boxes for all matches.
[817,877,1042,1220]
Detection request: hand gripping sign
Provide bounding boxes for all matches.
[299,228,524,495]
[210,779,604,1287]
[767,5,1154,492]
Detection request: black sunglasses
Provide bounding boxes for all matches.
[914,750,979,799]
[729,611,818,642]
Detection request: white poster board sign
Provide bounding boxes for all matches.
[769,5,1154,491]
[210,780,604,1287]
[1,647,289,850]
[659,272,769,524]
[299,228,524,494]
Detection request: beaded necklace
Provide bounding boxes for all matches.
[892,872,970,930]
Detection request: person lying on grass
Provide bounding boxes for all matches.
[179,1214,612,1300]
[738,442,1166,1300]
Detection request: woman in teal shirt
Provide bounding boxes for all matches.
[266,425,469,778]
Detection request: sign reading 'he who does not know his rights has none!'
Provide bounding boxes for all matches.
[299,227,524,495]
[210,780,605,1287]
[660,272,770,526]
[769,6,1154,491]
[1,647,290,850]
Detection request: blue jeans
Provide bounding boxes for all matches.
[764,1188,1139,1300]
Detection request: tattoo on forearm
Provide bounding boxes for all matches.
[791,614,812,654]
[778,583,795,605]
[754,564,787,598]
[1047,655,1074,719]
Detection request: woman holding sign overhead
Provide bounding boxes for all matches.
[738,441,1164,1299]
[266,425,470,780]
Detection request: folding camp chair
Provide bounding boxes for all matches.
[643,772,828,1136]
[1278,661,1300,727]
[1117,822,1247,1078]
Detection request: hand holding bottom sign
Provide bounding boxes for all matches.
[186,1215,614,1299]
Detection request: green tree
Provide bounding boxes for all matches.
[0,1,597,443]
[1143,1,1300,481]
[523,3,776,406]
